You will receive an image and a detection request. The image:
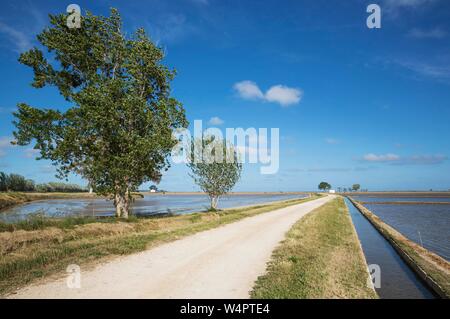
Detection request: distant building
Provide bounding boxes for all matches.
[149,185,158,193]
[329,189,336,194]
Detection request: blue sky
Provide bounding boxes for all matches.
[0,0,449,191]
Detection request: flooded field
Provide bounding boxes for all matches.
[0,193,306,223]
[352,194,450,261]
[351,196,450,203]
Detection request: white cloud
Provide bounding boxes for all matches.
[363,153,400,162]
[325,138,340,145]
[0,136,14,158]
[24,148,40,159]
[408,27,447,39]
[233,81,302,107]
[395,59,450,80]
[265,85,302,106]
[0,22,32,53]
[401,155,447,165]
[384,0,437,9]
[149,13,198,45]
[0,136,12,148]
[362,153,447,165]
[233,81,265,100]
[383,0,440,17]
[208,116,224,126]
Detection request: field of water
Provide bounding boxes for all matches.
[352,195,450,203]
[0,193,307,223]
[352,195,450,261]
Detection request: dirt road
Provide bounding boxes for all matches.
[10,195,334,299]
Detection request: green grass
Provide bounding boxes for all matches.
[0,194,318,296]
[251,197,378,299]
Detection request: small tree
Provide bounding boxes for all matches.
[352,184,361,192]
[12,9,187,218]
[318,181,331,192]
[188,137,242,210]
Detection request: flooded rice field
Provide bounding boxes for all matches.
[352,194,450,261]
[0,193,307,223]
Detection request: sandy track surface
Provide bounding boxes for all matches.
[10,195,333,299]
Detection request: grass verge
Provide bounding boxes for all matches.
[251,197,378,299]
[349,197,450,298]
[0,194,317,296]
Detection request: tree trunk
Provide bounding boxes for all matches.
[210,195,219,210]
[114,187,130,218]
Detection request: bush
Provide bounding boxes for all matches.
[35,182,87,193]
[0,171,86,192]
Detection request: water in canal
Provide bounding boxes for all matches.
[344,198,436,299]
[0,193,306,223]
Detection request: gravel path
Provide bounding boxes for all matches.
[10,195,334,299]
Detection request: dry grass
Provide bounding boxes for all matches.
[0,194,317,295]
[350,198,450,298]
[251,197,378,299]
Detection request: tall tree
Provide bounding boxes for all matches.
[318,181,331,192]
[12,9,187,218]
[188,137,242,210]
[352,184,361,192]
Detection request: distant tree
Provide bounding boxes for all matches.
[318,181,332,192]
[188,137,242,210]
[12,9,187,218]
[352,184,361,192]
[0,172,10,192]
[7,174,27,191]
[149,185,158,192]
[36,182,86,193]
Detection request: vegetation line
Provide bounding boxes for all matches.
[348,197,450,299]
[0,192,96,212]
[0,194,318,296]
[251,197,377,299]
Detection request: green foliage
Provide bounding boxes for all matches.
[35,182,86,193]
[0,171,85,192]
[0,172,8,191]
[352,184,361,192]
[188,137,242,209]
[12,8,187,217]
[318,181,332,191]
[0,172,34,192]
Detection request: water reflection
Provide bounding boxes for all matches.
[0,193,306,223]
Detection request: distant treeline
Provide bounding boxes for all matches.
[0,172,87,193]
